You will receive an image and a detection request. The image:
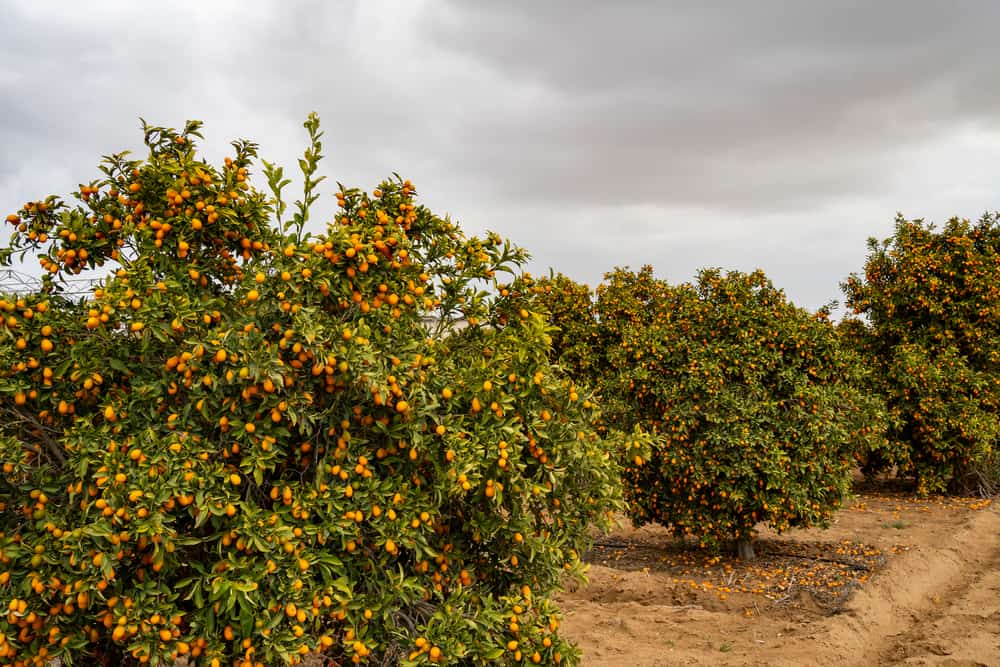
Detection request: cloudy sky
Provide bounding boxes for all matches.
[3,0,999,312]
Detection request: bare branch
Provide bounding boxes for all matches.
[0,406,67,467]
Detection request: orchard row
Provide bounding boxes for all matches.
[0,116,996,667]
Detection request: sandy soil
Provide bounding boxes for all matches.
[559,487,999,666]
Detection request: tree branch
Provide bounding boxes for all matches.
[0,406,68,467]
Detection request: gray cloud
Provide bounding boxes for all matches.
[419,1,1000,211]
[2,0,1000,312]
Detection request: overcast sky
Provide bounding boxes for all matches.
[3,0,1000,312]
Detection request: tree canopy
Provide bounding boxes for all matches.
[0,116,625,666]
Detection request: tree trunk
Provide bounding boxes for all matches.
[736,538,755,561]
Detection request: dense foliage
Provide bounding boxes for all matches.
[594,267,886,553]
[843,214,1000,494]
[498,273,600,383]
[0,117,626,666]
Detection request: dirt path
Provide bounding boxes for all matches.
[559,491,999,666]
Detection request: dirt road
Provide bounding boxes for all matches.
[560,490,999,666]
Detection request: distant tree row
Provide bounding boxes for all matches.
[511,213,1000,555]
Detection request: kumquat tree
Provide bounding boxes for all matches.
[494,273,601,385]
[842,213,1000,495]
[594,267,886,559]
[0,115,630,666]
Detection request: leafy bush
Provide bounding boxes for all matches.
[595,267,885,556]
[498,273,600,384]
[843,214,1000,494]
[0,116,625,666]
